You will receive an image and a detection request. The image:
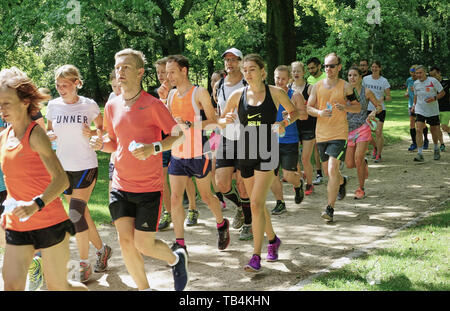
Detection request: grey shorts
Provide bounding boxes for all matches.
[316,140,347,162]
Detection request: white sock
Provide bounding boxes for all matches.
[80,259,90,265]
[169,252,180,267]
[139,287,152,291]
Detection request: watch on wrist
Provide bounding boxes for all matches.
[33,196,45,211]
[152,141,163,155]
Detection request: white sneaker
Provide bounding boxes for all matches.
[313,175,323,185]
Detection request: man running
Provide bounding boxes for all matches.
[307,53,361,222]
[429,66,450,151]
[165,54,230,252]
[412,65,445,162]
[213,48,252,240]
[90,48,188,291]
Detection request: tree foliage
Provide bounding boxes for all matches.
[1,0,448,103]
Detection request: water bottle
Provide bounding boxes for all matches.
[51,140,58,151]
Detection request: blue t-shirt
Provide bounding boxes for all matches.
[0,119,7,192]
[276,88,299,144]
[406,77,415,108]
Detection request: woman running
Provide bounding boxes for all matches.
[290,61,316,195]
[346,67,381,199]
[219,54,299,272]
[0,67,86,291]
[46,65,111,283]
[362,61,391,163]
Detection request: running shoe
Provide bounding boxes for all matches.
[414,154,424,162]
[232,206,244,229]
[94,244,112,273]
[371,148,377,159]
[171,242,189,257]
[186,209,199,226]
[337,176,347,200]
[305,184,314,195]
[239,224,253,241]
[217,218,230,250]
[294,179,304,204]
[440,144,445,152]
[313,174,323,185]
[271,200,286,215]
[321,205,334,222]
[408,143,417,151]
[434,149,440,160]
[374,154,382,163]
[172,248,189,291]
[423,140,429,150]
[266,237,282,262]
[79,261,92,283]
[28,256,44,291]
[354,188,365,200]
[158,211,172,230]
[244,254,262,273]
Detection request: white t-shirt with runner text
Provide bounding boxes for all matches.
[46,96,100,171]
[413,77,443,117]
[363,75,390,111]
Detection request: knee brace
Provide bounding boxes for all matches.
[69,198,88,233]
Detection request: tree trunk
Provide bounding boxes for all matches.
[266,0,296,85]
[86,33,102,104]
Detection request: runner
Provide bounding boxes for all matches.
[306,57,326,185]
[291,61,315,195]
[213,48,252,240]
[165,54,230,252]
[90,48,188,291]
[405,65,420,151]
[359,59,372,77]
[46,64,112,283]
[0,67,87,291]
[153,57,198,230]
[307,53,361,222]
[429,66,450,151]
[363,60,391,163]
[412,65,445,162]
[219,53,300,272]
[270,65,305,215]
[346,67,381,199]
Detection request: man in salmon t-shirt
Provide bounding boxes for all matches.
[90,48,188,291]
[307,52,361,223]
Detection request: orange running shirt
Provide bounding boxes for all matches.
[103,91,178,192]
[169,86,205,159]
[0,122,69,231]
[314,79,349,143]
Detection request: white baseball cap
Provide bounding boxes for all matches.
[221,48,243,59]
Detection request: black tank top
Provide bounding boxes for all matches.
[297,82,317,132]
[238,84,278,162]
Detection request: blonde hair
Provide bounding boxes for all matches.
[115,48,147,69]
[55,65,83,89]
[274,65,291,78]
[291,61,305,72]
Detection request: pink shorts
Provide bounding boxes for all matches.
[348,123,372,147]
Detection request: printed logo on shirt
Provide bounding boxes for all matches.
[139,106,150,110]
[55,115,88,124]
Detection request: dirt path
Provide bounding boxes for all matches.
[1,137,449,291]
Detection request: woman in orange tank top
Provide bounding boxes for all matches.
[0,67,86,291]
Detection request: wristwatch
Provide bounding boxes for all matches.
[33,196,45,211]
[152,141,163,155]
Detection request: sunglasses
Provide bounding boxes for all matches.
[324,64,339,69]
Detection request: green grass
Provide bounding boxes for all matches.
[300,204,450,291]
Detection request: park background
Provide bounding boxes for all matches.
[0,0,448,291]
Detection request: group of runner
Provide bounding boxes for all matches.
[0,47,447,291]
